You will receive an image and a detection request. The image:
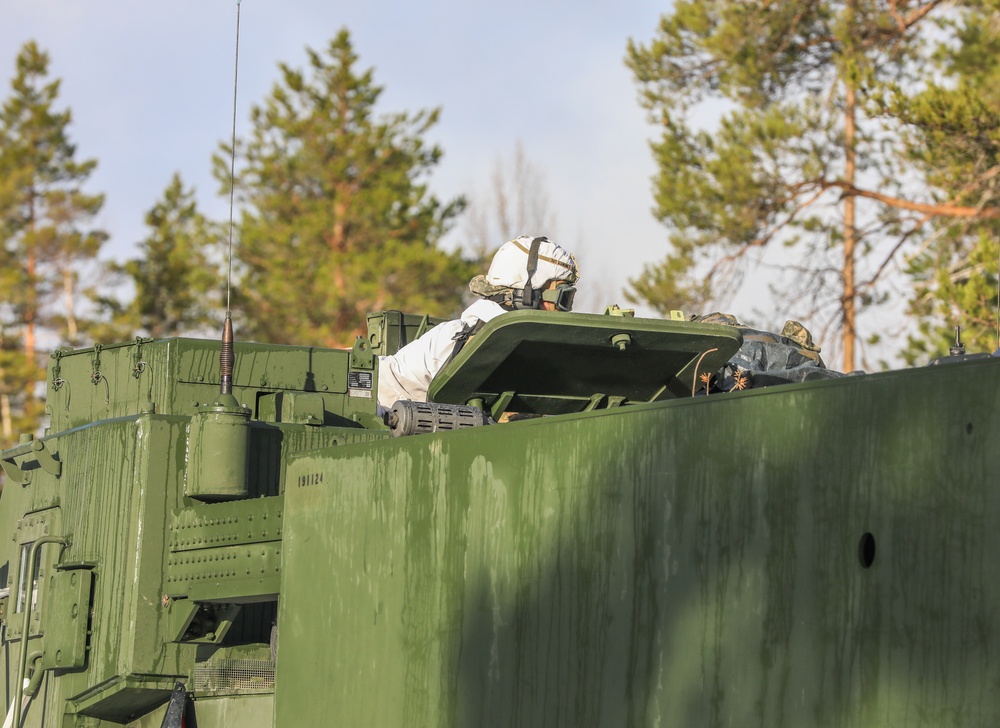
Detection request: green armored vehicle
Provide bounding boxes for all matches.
[1,308,998,727]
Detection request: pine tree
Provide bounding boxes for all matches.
[0,42,107,352]
[0,167,35,449]
[895,5,1000,361]
[218,29,472,347]
[92,173,224,340]
[626,1,998,371]
[0,41,106,442]
[0,327,42,449]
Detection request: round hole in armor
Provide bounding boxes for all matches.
[858,532,876,569]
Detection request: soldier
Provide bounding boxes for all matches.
[377,235,579,411]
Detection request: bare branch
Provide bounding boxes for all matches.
[701,181,834,293]
[857,210,935,293]
[891,0,946,33]
[823,168,1000,218]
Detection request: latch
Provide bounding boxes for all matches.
[1,438,61,484]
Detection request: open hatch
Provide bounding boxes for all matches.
[428,310,743,419]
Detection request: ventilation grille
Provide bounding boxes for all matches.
[194,658,275,695]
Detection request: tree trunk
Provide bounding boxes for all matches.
[63,265,78,345]
[842,82,858,372]
[1,393,12,441]
[328,197,352,345]
[25,190,37,363]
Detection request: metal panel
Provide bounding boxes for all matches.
[41,568,93,670]
[278,358,1000,728]
[429,310,743,413]
[167,497,285,602]
[45,338,359,431]
[366,310,447,356]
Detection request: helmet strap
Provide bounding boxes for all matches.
[483,237,551,310]
[522,236,545,309]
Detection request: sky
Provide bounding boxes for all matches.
[3,0,674,319]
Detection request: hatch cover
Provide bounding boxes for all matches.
[428,310,742,416]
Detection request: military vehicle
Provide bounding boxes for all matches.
[0,304,997,728]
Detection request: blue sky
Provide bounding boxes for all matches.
[3,0,673,317]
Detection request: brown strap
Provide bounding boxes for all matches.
[512,237,574,271]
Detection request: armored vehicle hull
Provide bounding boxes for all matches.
[1,311,997,727]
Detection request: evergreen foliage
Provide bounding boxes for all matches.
[894,2,1000,361]
[626,1,998,370]
[217,29,472,347]
[0,41,106,444]
[92,173,224,340]
[0,41,106,351]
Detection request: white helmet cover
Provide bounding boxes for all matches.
[484,235,579,291]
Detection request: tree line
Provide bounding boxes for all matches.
[2,5,999,446]
[0,31,478,447]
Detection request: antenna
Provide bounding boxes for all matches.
[220,0,242,397]
[950,326,965,357]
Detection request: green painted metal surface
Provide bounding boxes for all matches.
[279,358,1000,727]
[429,311,743,414]
[0,316,997,727]
[0,336,385,726]
[45,338,376,432]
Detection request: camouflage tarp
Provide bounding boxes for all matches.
[694,313,846,392]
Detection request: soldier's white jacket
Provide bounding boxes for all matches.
[376,299,506,412]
